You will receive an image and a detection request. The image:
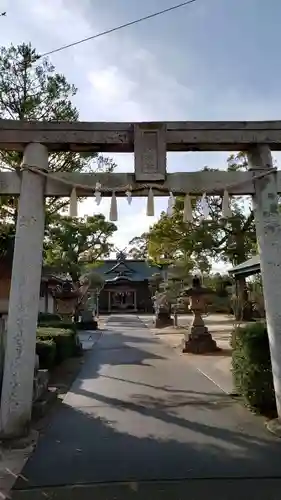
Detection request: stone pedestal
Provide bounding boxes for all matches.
[181,279,220,354]
[33,369,49,402]
[183,328,219,354]
[77,310,98,330]
[154,311,173,328]
[183,311,219,354]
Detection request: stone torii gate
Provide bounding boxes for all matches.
[1,119,281,438]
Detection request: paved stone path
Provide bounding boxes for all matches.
[12,315,281,499]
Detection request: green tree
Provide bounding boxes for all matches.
[147,157,256,268]
[0,42,115,175]
[128,234,149,259]
[44,215,117,281]
[146,199,213,271]
[159,259,194,323]
[217,153,256,265]
[145,155,257,318]
[0,42,116,254]
[204,272,232,297]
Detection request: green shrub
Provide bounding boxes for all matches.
[231,321,276,415]
[37,327,78,363]
[76,320,98,331]
[38,321,77,333]
[207,296,232,314]
[36,339,56,369]
[38,312,62,323]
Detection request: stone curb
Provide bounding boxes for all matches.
[0,330,104,498]
[266,418,281,438]
[0,429,38,450]
[0,429,38,498]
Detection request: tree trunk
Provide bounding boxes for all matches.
[235,277,253,321]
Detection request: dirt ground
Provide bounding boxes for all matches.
[139,313,238,395]
[140,313,235,349]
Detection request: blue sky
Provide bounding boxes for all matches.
[1,0,281,266]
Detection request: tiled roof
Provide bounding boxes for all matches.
[229,255,260,277]
[94,259,161,282]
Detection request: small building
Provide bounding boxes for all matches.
[94,252,163,314]
[229,255,264,319]
[228,255,260,279]
[39,274,66,315]
[0,256,65,315]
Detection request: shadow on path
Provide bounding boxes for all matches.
[12,315,281,499]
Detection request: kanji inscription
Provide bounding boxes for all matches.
[134,123,166,181]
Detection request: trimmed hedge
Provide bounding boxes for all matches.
[38,312,62,323]
[37,327,79,363]
[36,339,56,369]
[231,322,276,415]
[38,321,77,332]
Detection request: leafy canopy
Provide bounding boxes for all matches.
[0,42,117,263]
[144,154,256,269]
[44,215,117,281]
[0,42,116,218]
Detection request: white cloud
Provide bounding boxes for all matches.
[88,67,142,120]
[2,0,178,248]
[85,45,194,122]
[2,0,268,274]
[88,67,135,102]
[79,197,163,253]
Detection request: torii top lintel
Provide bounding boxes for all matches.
[0,119,281,153]
[0,119,279,192]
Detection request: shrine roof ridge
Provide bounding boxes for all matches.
[94,259,162,281]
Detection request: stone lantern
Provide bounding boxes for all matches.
[181,276,220,354]
[53,281,80,322]
[53,278,90,322]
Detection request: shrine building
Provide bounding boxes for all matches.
[94,252,163,314]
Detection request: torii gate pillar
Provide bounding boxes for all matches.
[0,143,47,438]
[248,145,281,417]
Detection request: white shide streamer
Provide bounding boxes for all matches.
[94,182,102,205]
[200,192,210,219]
[183,194,193,222]
[109,191,118,221]
[222,189,232,218]
[125,185,132,205]
[167,191,175,217]
[146,187,155,216]
[69,187,78,217]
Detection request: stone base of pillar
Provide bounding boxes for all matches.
[76,320,98,330]
[0,428,38,449]
[182,326,220,354]
[266,418,281,437]
[33,369,49,403]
